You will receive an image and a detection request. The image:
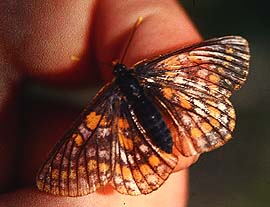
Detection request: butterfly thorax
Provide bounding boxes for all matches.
[113,63,173,153]
[113,63,144,102]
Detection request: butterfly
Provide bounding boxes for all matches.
[36,18,250,196]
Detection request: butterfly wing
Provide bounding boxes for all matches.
[134,36,250,156]
[111,99,177,195]
[36,83,118,196]
[36,83,178,196]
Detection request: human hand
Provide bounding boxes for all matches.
[0,1,201,206]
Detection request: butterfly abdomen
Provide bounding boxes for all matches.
[114,63,173,153]
[132,96,173,153]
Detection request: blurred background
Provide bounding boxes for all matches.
[1,0,269,206]
[181,0,270,206]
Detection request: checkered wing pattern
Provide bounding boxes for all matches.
[36,35,249,196]
[135,36,250,156]
[36,84,177,196]
[36,83,117,196]
[111,100,177,195]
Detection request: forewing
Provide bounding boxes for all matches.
[134,36,250,156]
[110,100,178,195]
[36,83,120,196]
[136,36,249,97]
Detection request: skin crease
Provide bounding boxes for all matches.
[0,0,202,206]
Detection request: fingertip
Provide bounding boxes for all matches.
[174,154,200,172]
[93,0,202,81]
[3,1,201,85]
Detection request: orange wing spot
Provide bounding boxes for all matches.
[162,56,180,69]
[60,188,68,196]
[179,96,192,109]
[188,55,202,63]
[234,84,241,90]
[225,55,233,61]
[162,87,174,99]
[164,71,177,77]
[87,160,97,171]
[148,155,161,168]
[140,164,152,175]
[36,180,44,190]
[209,85,219,95]
[229,119,236,131]
[201,122,213,133]
[122,134,134,151]
[228,107,236,119]
[86,112,102,130]
[191,128,203,139]
[118,134,124,148]
[133,169,143,181]
[78,166,86,176]
[99,162,110,172]
[118,118,129,129]
[209,117,220,128]
[206,99,216,106]
[222,61,229,67]
[122,166,133,180]
[72,133,83,146]
[115,163,122,175]
[224,134,232,140]
[118,130,134,151]
[209,74,221,84]
[69,169,76,179]
[226,48,234,54]
[125,138,134,151]
[208,106,221,119]
[100,117,108,127]
[61,171,68,180]
[52,169,59,179]
[134,136,141,144]
[217,67,225,75]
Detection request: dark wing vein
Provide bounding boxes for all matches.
[134,36,249,156]
[36,83,120,196]
[110,100,178,195]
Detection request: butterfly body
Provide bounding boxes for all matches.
[114,63,173,153]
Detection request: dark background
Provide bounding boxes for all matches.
[181,0,270,206]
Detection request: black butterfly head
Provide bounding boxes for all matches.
[113,63,129,78]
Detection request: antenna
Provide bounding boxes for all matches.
[120,16,143,64]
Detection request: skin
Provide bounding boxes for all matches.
[0,0,202,206]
